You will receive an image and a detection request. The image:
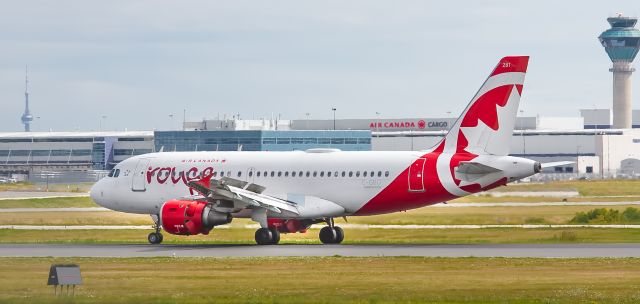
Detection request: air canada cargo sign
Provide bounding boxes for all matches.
[369,120,449,131]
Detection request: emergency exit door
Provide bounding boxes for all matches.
[408,158,426,192]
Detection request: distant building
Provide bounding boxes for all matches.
[0,131,153,175]
[155,130,371,152]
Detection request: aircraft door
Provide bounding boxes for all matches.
[408,158,426,192]
[132,159,150,191]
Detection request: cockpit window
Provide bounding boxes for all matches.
[108,169,115,177]
[114,169,120,177]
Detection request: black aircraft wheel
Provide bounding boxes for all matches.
[255,228,274,245]
[319,226,338,244]
[269,228,281,245]
[334,226,344,244]
[148,232,162,244]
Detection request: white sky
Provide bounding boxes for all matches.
[0,0,638,131]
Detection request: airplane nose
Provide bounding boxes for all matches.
[90,180,106,207]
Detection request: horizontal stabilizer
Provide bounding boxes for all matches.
[541,161,575,168]
[455,161,502,183]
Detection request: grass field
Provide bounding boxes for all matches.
[0,197,96,209]
[3,204,638,226]
[0,182,93,193]
[1,227,639,244]
[492,179,640,196]
[1,257,639,303]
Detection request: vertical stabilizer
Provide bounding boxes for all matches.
[440,56,529,156]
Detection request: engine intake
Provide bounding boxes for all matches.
[160,200,232,236]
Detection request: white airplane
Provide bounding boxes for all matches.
[91,56,559,245]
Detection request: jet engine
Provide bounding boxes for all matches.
[160,200,232,235]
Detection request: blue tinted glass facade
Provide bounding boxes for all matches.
[154,130,371,152]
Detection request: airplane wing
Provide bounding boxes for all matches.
[187,175,299,215]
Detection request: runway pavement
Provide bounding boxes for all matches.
[1,243,639,258]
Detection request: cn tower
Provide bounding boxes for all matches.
[598,14,640,129]
[21,66,33,132]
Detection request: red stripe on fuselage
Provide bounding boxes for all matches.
[355,142,456,216]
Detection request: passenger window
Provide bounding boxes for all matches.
[237,171,242,177]
[220,172,225,177]
[349,171,353,177]
[342,171,346,177]
[299,171,303,177]
[385,171,390,177]
[249,171,253,177]
[356,171,360,177]
[363,171,367,177]
[306,171,310,177]
[370,171,374,177]
[292,171,296,177]
[213,172,218,177]
[334,171,338,177]
[278,171,282,177]
[257,171,261,177]
[270,171,275,177]
[264,171,268,177]
[378,171,382,177]
[285,171,289,177]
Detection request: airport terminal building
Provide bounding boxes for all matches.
[1,108,640,181]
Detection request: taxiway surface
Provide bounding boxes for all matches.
[1,243,639,258]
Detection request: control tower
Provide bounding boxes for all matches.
[20,66,33,132]
[598,14,640,129]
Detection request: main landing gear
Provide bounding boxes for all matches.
[255,227,280,245]
[148,214,164,245]
[319,218,344,244]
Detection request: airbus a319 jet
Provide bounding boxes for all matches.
[91,56,561,245]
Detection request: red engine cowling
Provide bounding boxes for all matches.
[161,200,232,236]
[268,219,313,233]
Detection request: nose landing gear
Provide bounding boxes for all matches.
[148,214,164,245]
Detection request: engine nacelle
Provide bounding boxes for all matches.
[267,219,314,233]
[160,200,232,236]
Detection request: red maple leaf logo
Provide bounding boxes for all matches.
[417,120,426,129]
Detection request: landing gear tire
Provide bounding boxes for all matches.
[148,232,163,244]
[334,226,344,244]
[255,228,275,245]
[319,226,344,244]
[269,228,281,245]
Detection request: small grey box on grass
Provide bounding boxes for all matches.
[48,264,82,295]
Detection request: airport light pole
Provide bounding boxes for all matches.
[375,112,381,136]
[305,113,310,129]
[519,110,526,156]
[169,114,174,131]
[99,115,107,131]
[332,108,336,130]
